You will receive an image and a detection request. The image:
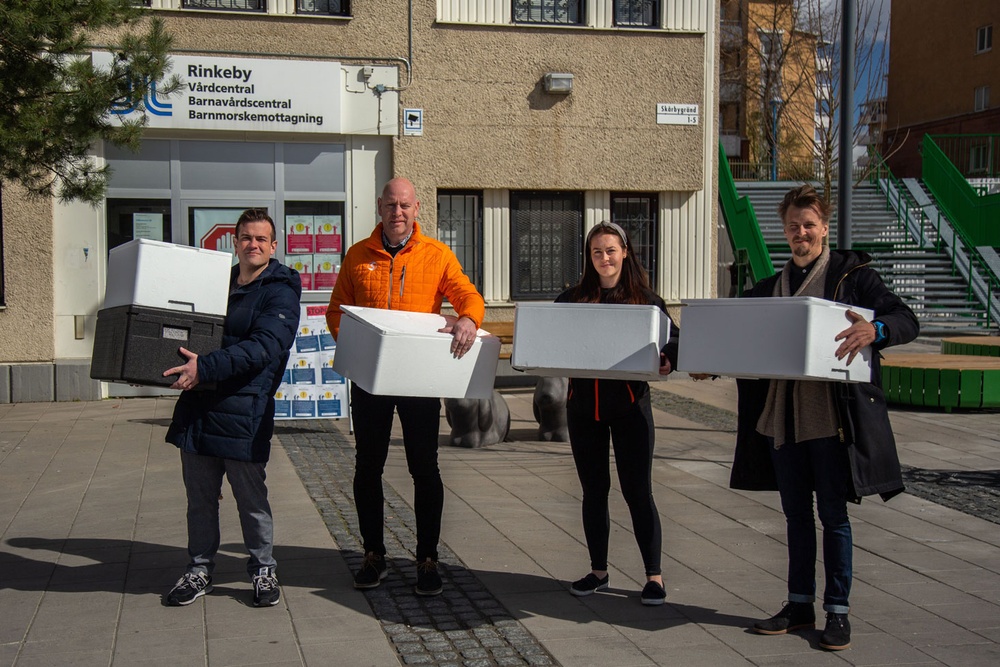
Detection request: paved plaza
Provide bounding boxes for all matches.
[2,348,1000,666]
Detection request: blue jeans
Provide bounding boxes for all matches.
[769,435,852,614]
[181,451,275,578]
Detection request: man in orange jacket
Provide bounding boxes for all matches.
[327,177,485,596]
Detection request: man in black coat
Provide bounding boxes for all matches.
[730,185,918,650]
[162,208,301,608]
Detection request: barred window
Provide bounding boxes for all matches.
[511,191,583,299]
[181,0,266,11]
[513,0,583,26]
[297,0,350,16]
[615,0,658,28]
[436,190,483,292]
[611,193,658,286]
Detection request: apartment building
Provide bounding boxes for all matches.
[719,0,820,176]
[883,0,1000,176]
[0,0,719,401]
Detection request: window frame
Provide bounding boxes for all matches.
[975,84,991,112]
[613,0,660,28]
[610,192,658,287]
[510,190,584,300]
[180,0,267,12]
[436,190,484,293]
[296,0,350,17]
[512,0,585,26]
[977,24,993,54]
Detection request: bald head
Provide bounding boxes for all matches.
[378,177,420,246]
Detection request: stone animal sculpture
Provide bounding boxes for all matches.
[533,376,569,442]
[444,390,511,448]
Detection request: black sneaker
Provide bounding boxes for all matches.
[570,573,609,597]
[640,580,667,606]
[354,552,388,590]
[252,566,280,607]
[752,601,816,635]
[166,571,213,606]
[414,558,443,596]
[819,612,851,650]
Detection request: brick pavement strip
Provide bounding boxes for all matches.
[277,421,559,667]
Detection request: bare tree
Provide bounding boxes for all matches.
[724,0,889,192]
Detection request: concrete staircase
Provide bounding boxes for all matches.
[735,181,998,335]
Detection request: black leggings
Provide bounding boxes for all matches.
[567,392,662,576]
[350,384,444,562]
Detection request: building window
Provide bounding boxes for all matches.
[181,0,266,11]
[513,0,583,25]
[436,190,483,292]
[611,193,658,286]
[615,0,659,28]
[511,191,583,299]
[975,85,990,112]
[977,25,993,53]
[297,0,349,16]
[970,144,990,175]
[106,199,173,253]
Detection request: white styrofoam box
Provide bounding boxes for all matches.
[332,305,501,399]
[678,296,875,382]
[104,239,232,315]
[510,302,670,381]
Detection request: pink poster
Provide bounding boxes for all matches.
[315,215,342,253]
[286,215,315,254]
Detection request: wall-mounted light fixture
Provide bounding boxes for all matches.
[543,72,574,94]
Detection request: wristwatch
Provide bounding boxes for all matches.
[872,320,887,344]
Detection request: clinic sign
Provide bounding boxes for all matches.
[93,52,341,133]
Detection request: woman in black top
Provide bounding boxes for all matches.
[556,222,679,606]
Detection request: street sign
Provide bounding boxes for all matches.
[656,103,699,126]
[403,108,423,136]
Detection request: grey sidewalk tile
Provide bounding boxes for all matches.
[113,626,206,662]
[543,635,657,667]
[207,635,302,666]
[835,632,942,665]
[13,647,112,667]
[299,638,402,667]
[920,643,1000,666]
[922,601,1000,630]
[116,593,205,633]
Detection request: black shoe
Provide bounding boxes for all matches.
[414,558,443,596]
[166,571,213,606]
[640,580,666,606]
[252,566,280,607]
[820,612,851,650]
[752,601,816,635]
[354,552,388,589]
[570,573,609,597]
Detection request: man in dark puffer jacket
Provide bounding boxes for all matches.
[162,208,301,608]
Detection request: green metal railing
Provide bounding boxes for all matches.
[923,135,1000,248]
[718,144,775,287]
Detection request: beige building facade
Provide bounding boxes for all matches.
[0,0,719,401]
[884,0,1000,176]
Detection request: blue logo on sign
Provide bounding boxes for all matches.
[112,79,173,117]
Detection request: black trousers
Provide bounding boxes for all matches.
[350,384,444,562]
[567,392,662,576]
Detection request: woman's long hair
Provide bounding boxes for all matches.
[571,222,651,304]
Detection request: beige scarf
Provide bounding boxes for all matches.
[756,246,840,447]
